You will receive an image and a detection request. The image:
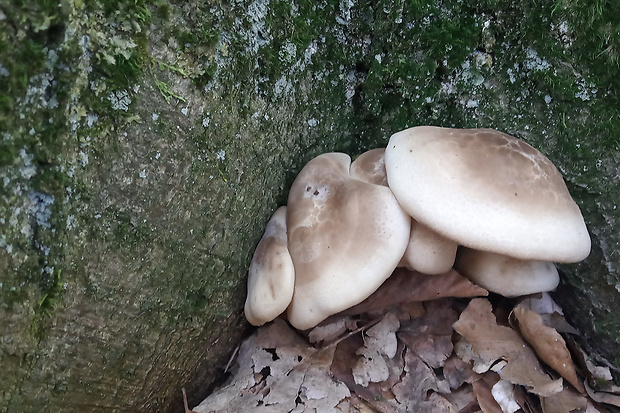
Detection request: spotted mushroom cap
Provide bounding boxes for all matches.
[286,153,411,330]
[384,126,591,263]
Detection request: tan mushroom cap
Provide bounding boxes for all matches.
[455,248,560,297]
[350,149,457,274]
[400,221,458,275]
[286,153,411,330]
[350,148,388,186]
[384,126,591,263]
[244,206,295,326]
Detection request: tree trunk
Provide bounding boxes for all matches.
[1,0,618,412]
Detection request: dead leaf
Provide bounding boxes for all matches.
[441,384,480,413]
[541,386,588,413]
[443,355,481,390]
[517,294,579,334]
[182,388,199,413]
[353,313,400,386]
[193,319,350,412]
[341,268,487,316]
[453,298,563,397]
[512,303,584,393]
[398,299,459,368]
[585,381,620,408]
[471,372,503,413]
[331,332,405,413]
[308,317,350,344]
[391,349,456,412]
[491,380,521,413]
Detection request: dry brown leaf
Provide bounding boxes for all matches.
[491,380,521,413]
[391,349,455,412]
[398,299,458,369]
[331,330,405,413]
[585,381,620,408]
[517,294,579,334]
[441,384,480,413]
[308,317,350,344]
[193,319,350,412]
[453,298,563,397]
[444,355,482,390]
[513,303,584,393]
[341,268,488,316]
[472,373,503,413]
[541,386,588,413]
[353,313,400,386]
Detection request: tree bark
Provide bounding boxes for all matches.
[1,0,618,412]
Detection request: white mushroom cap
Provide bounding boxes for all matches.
[455,248,560,297]
[400,220,458,275]
[244,206,295,326]
[350,148,388,186]
[384,126,591,263]
[286,153,411,330]
[351,148,456,274]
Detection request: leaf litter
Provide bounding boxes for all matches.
[190,268,620,413]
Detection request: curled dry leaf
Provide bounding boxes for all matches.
[512,303,584,393]
[471,372,503,413]
[585,381,620,408]
[517,294,579,335]
[453,298,563,397]
[341,268,488,317]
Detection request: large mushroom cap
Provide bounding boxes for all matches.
[455,248,560,297]
[244,206,295,326]
[384,126,591,263]
[286,153,410,330]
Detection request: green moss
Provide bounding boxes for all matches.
[37,269,64,317]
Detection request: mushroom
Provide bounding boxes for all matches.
[286,152,411,330]
[399,221,458,275]
[455,248,559,297]
[244,206,295,326]
[384,126,590,295]
[349,148,389,186]
[351,148,456,275]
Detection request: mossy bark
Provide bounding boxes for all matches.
[1,0,618,411]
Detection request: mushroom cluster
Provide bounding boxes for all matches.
[244,126,591,330]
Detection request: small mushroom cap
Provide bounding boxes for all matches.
[244,206,295,326]
[286,153,411,330]
[385,126,591,263]
[400,220,458,275]
[350,148,388,186]
[455,248,560,297]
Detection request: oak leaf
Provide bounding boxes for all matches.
[453,298,563,397]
